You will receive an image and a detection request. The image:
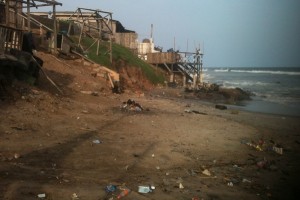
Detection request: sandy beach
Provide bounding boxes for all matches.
[1,52,300,200]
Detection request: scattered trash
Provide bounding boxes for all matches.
[184,109,207,115]
[241,138,284,155]
[80,90,99,96]
[92,139,102,144]
[257,159,269,169]
[37,193,46,198]
[72,193,79,200]
[138,186,152,193]
[241,138,267,151]
[121,99,144,112]
[272,146,283,155]
[81,110,89,114]
[227,182,234,187]
[202,169,211,176]
[156,166,160,170]
[105,184,117,193]
[179,183,184,189]
[151,154,155,158]
[233,164,242,170]
[215,104,227,110]
[150,185,156,190]
[14,153,20,159]
[242,178,252,183]
[117,188,130,199]
[125,165,129,171]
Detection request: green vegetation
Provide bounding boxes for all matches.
[78,37,165,84]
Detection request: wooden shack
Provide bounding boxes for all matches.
[146,52,180,64]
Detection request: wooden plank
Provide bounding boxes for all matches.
[146,52,177,64]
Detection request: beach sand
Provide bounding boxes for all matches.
[0,52,299,200]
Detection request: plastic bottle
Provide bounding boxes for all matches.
[117,188,130,199]
[138,186,152,193]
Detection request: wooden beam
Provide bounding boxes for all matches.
[27,0,31,31]
[52,1,57,53]
[32,0,62,6]
[77,7,113,15]
[5,0,9,26]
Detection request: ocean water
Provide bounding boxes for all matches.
[203,67,300,117]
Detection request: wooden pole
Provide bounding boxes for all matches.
[96,39,100,56]
[96,16,101,56]
[67,21,72,36]
[27,0,31,31]
[78,23,83,47]
[52,1,57,53]
[5,0,9,26]
[110,34,112,64]
[109,14,113,65]
[14,2,18,28]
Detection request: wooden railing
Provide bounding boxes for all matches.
[0,24,23,54]
[19,13,53,32]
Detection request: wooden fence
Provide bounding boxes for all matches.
[0,24,23,54]
[146,52,180,64]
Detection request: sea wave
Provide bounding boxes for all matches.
[214,69,229,72]
[222,80,269,87]
[230,70,300,76]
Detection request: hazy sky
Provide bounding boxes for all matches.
[36,0,300,67]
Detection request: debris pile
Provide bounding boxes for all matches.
[241,138,283,155]
[120,99,144,112]
[104,185,131,199]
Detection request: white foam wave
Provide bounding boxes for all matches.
[231,70,300,76]
[219,85,236,89]
[222,80,269,87]
[214,69,229,72]
[203,73,214,79]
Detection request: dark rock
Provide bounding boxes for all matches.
[215,104,227,110]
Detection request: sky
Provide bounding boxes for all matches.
[34,0,300,67]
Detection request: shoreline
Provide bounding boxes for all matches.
[148,87,300,118]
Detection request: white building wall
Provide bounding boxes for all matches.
[138,38,159,55]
